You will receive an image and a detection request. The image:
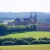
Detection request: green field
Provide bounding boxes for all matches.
[0,44,50,50]
[0,32,50,50]
[0,31,50,39]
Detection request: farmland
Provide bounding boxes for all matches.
[0,44,50,50]
[0,31,50,39]
[0,32,50,50]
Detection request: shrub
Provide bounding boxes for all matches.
[15,39,30,45]
[39,37,50,40]
[31,40,50,44]
[2,41,15,45]
[23,37,36,42]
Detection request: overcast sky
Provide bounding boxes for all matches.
[0,0,50,12]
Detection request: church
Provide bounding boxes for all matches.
[15,12,37,25]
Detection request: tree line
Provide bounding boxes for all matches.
[0,37,50,45]
[0,24,36,36]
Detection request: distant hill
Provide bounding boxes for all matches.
[0,12,50,23]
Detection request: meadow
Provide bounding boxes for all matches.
[0,31,50,39]
[0,32,50,50]
[0,44,50,50]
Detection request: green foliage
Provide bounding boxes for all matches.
[39,37,50,40]
[0,24,8,35]
[0,24,37,36]
[0,37,50,45]
[23,37,36,42]
[15,39,29,45]
[2,41,15,45]
[0,38,30,45]
[31,40,50,44]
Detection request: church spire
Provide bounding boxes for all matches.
[34,12,37,24]
[30,12,32,18]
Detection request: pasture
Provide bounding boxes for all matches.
[0,31,50,39]
[0,44,50,50]
[0,32,50,50]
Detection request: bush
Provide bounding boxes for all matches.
[2,41,15,45]
[39,37,50,40]
[0,38,17,45]
[15,39,30,45]
[0,39,4,45]
[1,37,50,45]
[31,40,50,44]
[23,37,36,42]
[0,38,30,45]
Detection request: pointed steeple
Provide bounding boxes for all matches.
[30,12,32,18]
[29,12,37,25]
[34,12,37,24]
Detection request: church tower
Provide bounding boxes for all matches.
[30,12,32,18]
[34,12,37,24]
[30,12,33,24]
[30,12,37,24]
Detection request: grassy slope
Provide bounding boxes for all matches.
[0,44,50,50]
[0,31,50,39]
[0,32,50,50]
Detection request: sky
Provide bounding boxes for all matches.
[0,0,50,12]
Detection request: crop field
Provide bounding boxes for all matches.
[0,44,50,50]
[0,31,50,39]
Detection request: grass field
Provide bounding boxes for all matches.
[0,44,50,50]
[0,32,50,50]
[0,31,50,39]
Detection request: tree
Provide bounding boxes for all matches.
[0,24,8,35]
